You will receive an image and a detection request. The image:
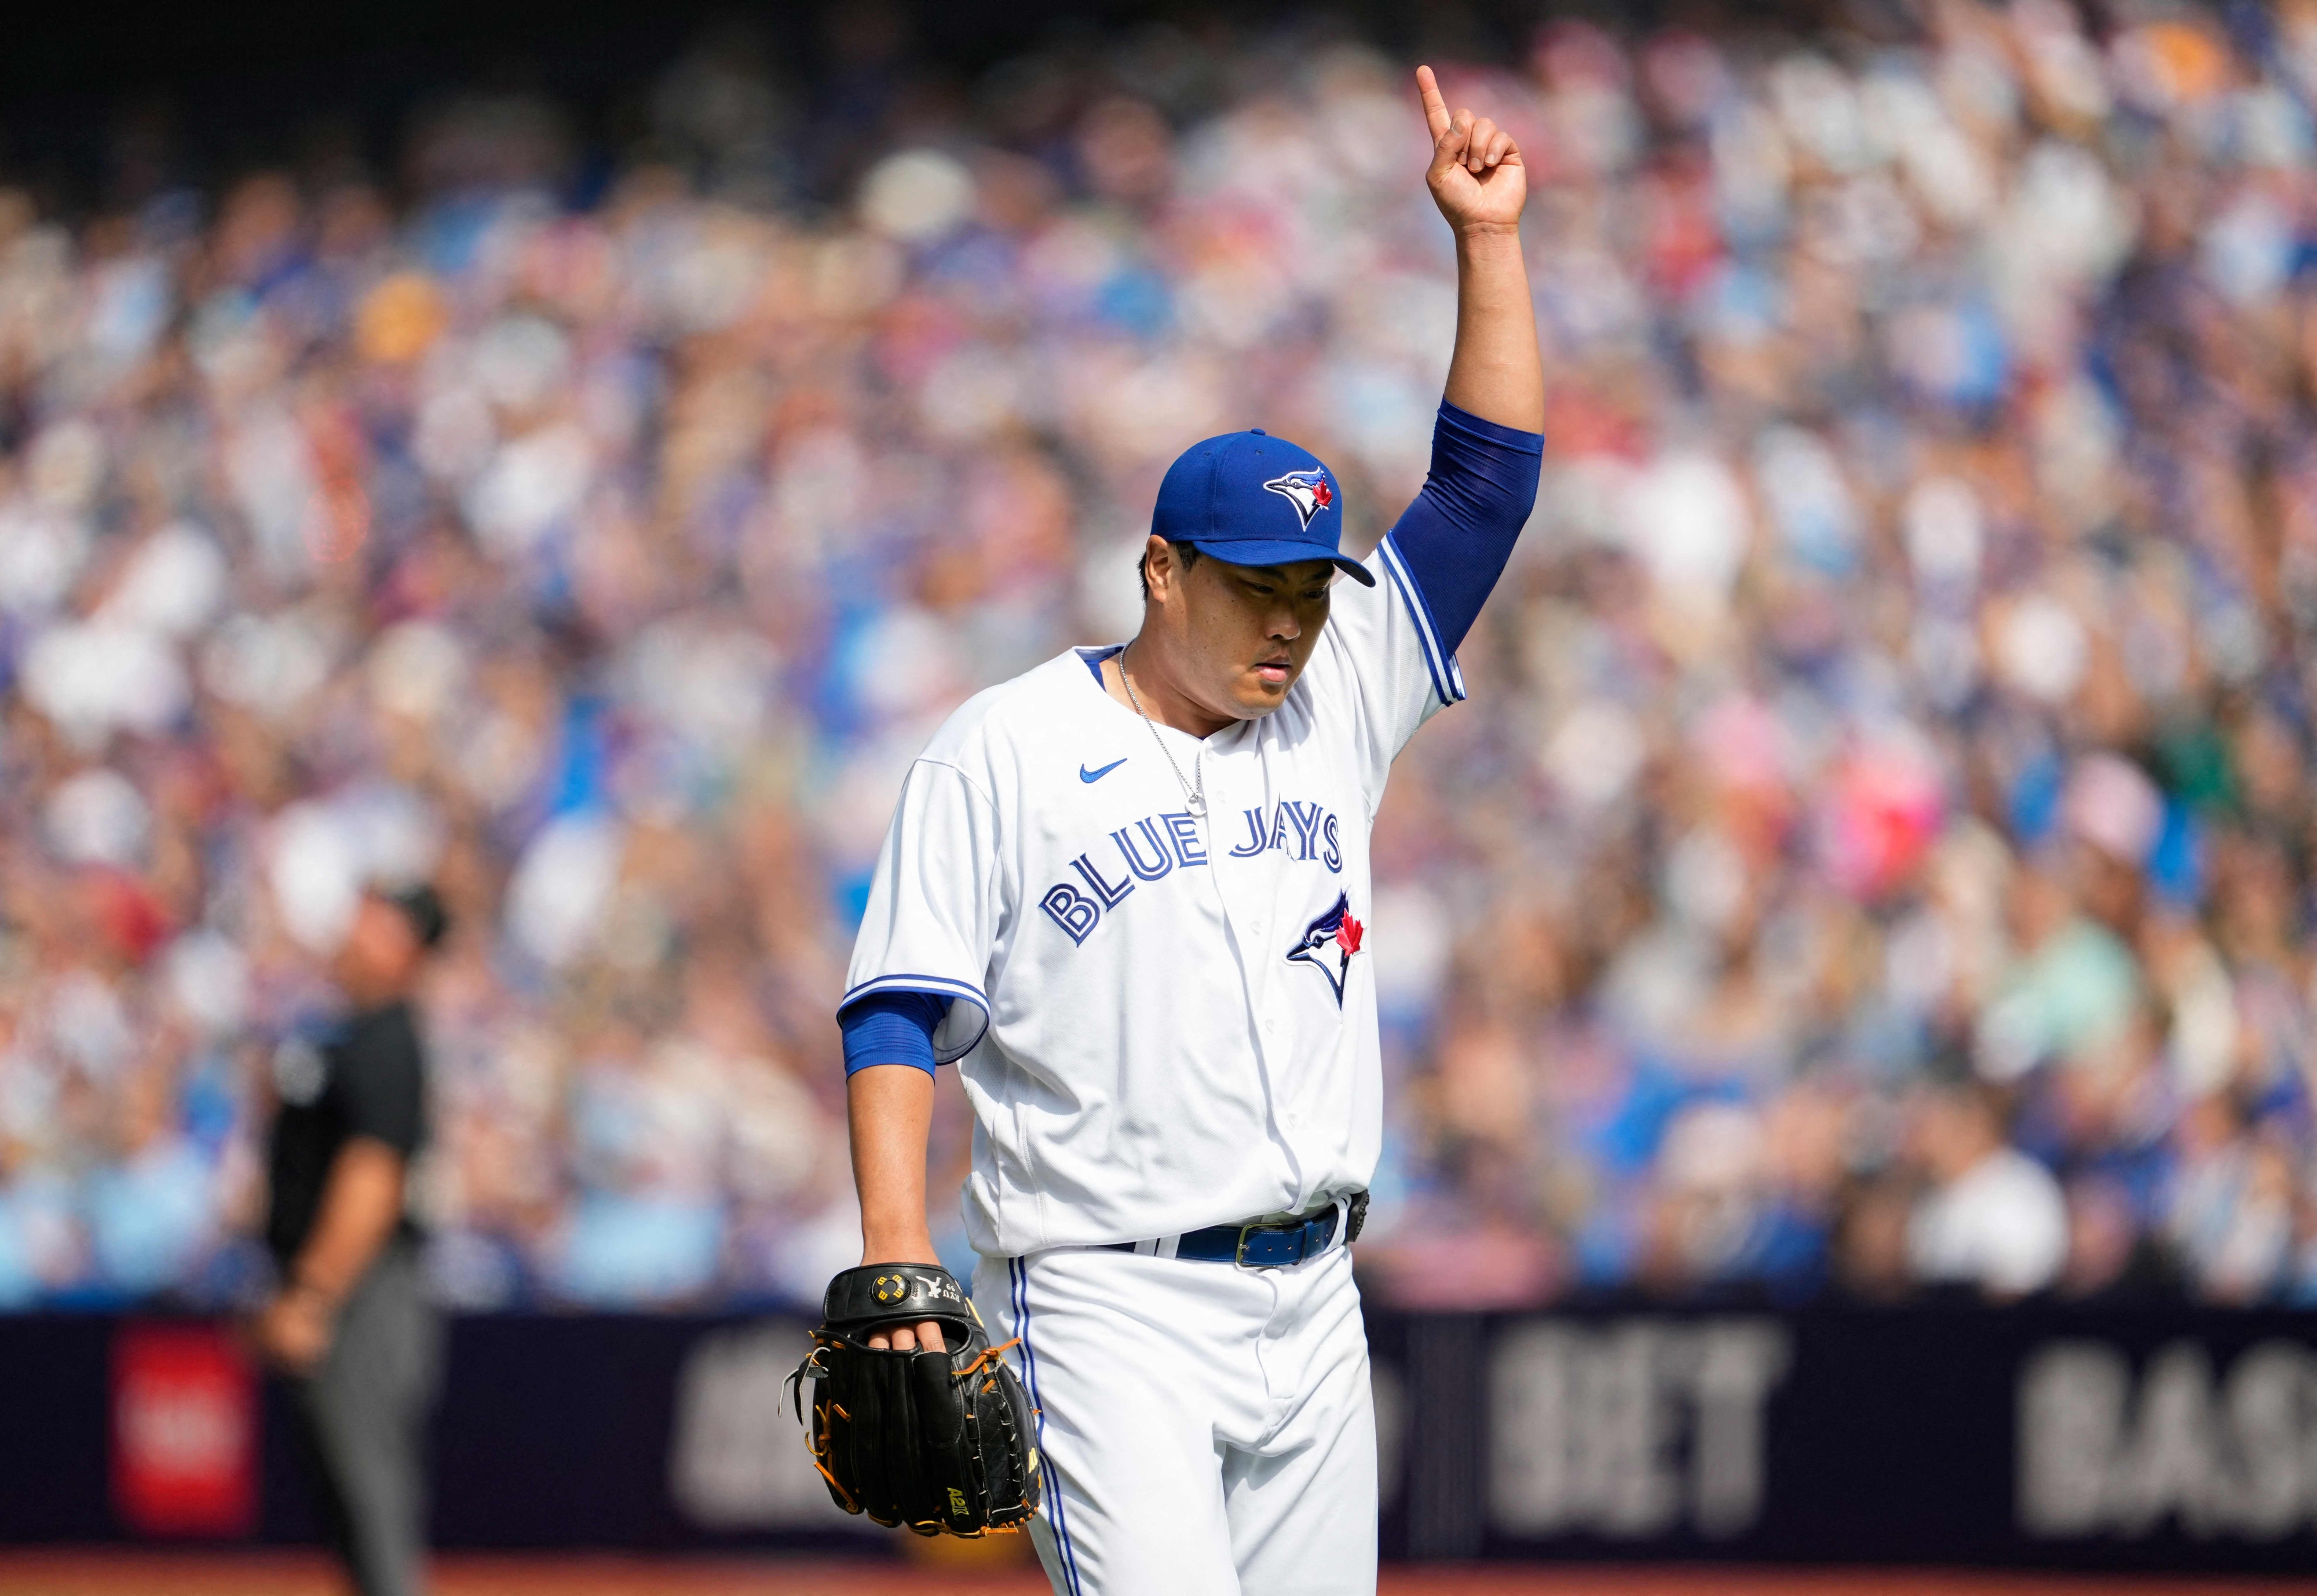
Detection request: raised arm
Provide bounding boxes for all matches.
[1355,68,1547,679]
[1419,64,1545,434]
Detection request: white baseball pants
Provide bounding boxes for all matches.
[973,1243,1377,1596]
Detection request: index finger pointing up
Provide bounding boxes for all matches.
[1416,64,1452,140]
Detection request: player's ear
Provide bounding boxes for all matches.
[1142,533,1175,600]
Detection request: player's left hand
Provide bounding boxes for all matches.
[1417,64,1526,236]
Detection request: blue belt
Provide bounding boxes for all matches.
[1102,1201,1344,1269]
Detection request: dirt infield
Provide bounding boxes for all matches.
[0,1553,2304,1596]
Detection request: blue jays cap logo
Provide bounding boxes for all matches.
[1262,468,1335,531]
[1285,890,1365,1007]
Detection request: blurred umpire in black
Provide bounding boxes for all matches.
[254,882,447,1596]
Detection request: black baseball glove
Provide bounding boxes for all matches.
[788,1262,1041,1537]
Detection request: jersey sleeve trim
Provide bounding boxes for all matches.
[839,973,991,1063]
[1375,531,1468,708]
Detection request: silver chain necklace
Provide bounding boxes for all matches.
[1118,645,1206,817]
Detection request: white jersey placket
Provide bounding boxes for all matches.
[1200,715,1311,1202]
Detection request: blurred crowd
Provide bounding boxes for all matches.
[3,1,2317,1311]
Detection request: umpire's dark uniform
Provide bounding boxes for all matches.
[265,1001,441,1596]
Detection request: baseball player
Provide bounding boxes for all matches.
[839,67,1543,1594]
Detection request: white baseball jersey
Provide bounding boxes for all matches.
[844,532,1463,1256]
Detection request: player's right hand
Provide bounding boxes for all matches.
[859,1246,948,1352]
[868,1319,946,1352]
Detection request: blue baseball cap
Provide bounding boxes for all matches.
[1150,429,1375,587]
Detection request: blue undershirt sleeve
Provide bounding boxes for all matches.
[839,990,947,1077]
[1382,400,1545,655]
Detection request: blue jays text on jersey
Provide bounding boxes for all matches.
[1038,797,1343,947]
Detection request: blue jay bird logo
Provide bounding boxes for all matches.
[1285,891,1365,1007]
[1262,469,1335,530]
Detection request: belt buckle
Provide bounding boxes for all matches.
[1236,1218,1313,1269]
[1236,1222,1294,1269]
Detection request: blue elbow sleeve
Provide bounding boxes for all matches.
[839,991,946,1077]
[1382,401,1544,655]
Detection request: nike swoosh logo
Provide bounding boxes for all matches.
[1080,758,1128,784]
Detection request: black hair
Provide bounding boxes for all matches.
[385,883,451,951]
[1136,538,1199,601]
